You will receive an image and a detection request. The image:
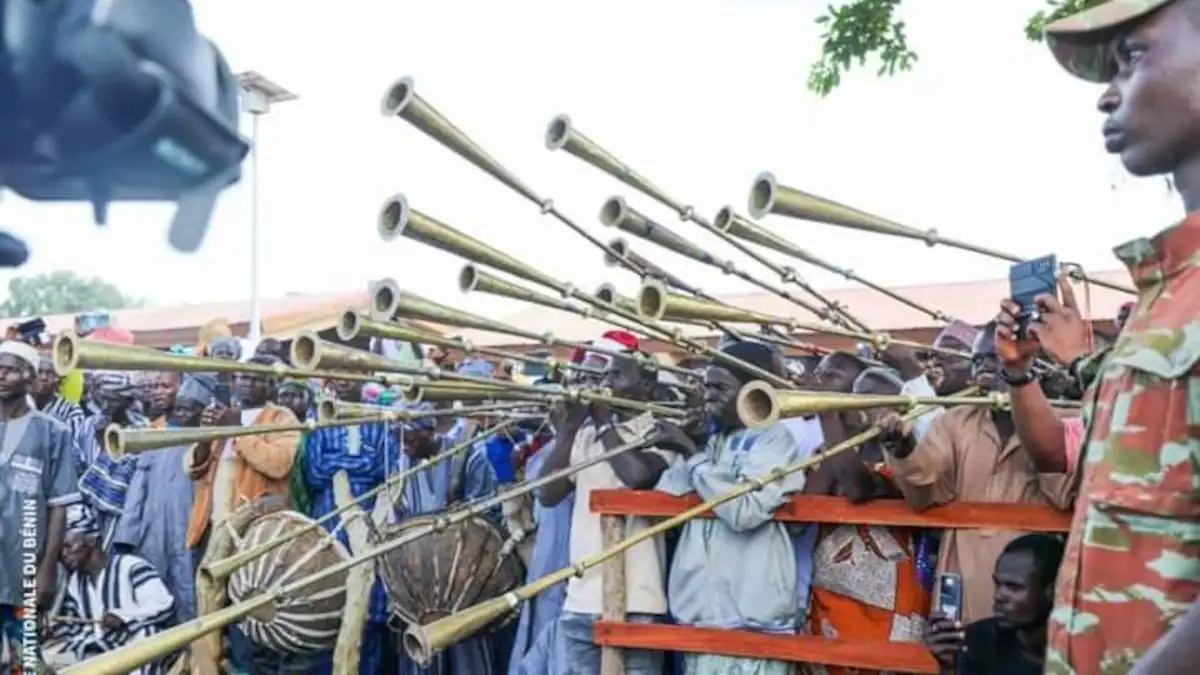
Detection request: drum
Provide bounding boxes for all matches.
[227,511,351,654]
[376,514,525,628]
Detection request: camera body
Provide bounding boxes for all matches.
[0,0,249,267]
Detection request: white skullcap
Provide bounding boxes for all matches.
[0,341,40,371]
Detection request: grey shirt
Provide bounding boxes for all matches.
[0,410,80,605]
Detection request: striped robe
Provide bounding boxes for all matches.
[44,553,176,675]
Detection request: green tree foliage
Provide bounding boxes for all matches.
[808,0,1108,97]
[0,270,144,318]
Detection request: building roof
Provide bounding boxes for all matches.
[0,287,445,348]
[450,269,1134,346]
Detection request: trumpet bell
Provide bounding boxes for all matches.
[378,193,410,242]
[543,115,573,151]
[747,172,781,220]
[603,237,628,267]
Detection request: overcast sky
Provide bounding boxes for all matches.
[0,0,1180,319]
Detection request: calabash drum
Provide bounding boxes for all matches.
[376,514,525,628]
[227,511,351,654]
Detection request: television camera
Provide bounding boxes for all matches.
[0,0,249,268]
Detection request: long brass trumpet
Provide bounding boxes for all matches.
[604,237,698,295]
[317,398,529,423]
[637,278,962,356]
[337,311,602,378]
[294,330,684,418]
[598,195,849,328]
[52,331,412,386]
[400,381,515,404]
[456,266,713,370]
[545,114,861,329]
[65,429,660,675]
[402,393,959,663]
[374,194,792,388]
[103,415,399,459]
[712,206,953,323]
[374,276,698,382]
[737,381,1083,429]
[746,172,1135,295]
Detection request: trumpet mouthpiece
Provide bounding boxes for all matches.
[458,265,481,293]
[378,194,410,242]
[747,172,778,219]
[544,115,572,151]
[380,76,416,117]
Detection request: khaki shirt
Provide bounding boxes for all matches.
[886,405,1077,623]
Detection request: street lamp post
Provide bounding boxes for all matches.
[236,71,298,343]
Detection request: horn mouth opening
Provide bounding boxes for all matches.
[747,172,778,219]
[380,77,415,117]
[318,398,337,422]
[378,194,410,242]
[458,265,480,293]
[401,385,423,405]
[291,335,319,370]
[103,424,123,458]
[637,280,668,321]
[52,332,80,376]
[595,283,618,305]
[598,197,624,227]
[736,380,779,430]
[712,206,735,232]
[336,311,361,342]
[544,115,572,151]
[602,238,627,267]
[402,629,431,668]
[371,279,401,320]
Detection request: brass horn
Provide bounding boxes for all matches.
[712,206,952,323]
[318,399,531,422]
[545,114,858,328]
[103,415,401,459]
[603,237,697,295]
[746,172,1135,295]
[594,282,641,317]
[403,393,963,663]
[52,331,413,386]
[637,278,960,356]
[456,266,706,379]
[734,383,990,430]
[402,382,547,405]
[68,429,662,675]
[338,310,600,378]
[598,195,845,327]
[374,197,792,388]
[379,77,658,297]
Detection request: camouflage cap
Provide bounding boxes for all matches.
[1046,0,1177,82]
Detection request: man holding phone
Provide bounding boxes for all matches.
[923,535,1063,675]
[992,2,1200,673]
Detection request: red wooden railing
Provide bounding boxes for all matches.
[589,490,1071,674]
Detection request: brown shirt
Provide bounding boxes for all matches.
[886,405,1076,623]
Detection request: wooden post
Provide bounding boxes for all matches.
[598,514,627,675]
[331,471,373,675]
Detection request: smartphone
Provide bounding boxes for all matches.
[937,572,964,622]
[1009,254,1058,340]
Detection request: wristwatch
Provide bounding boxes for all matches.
[1001,368,1037,388]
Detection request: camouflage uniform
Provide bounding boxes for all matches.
[1040,3,1200,673]
[1042,215,1200,675]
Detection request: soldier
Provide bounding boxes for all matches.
[995,2,1200,673]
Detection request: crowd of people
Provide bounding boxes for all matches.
[0,286,1143,675]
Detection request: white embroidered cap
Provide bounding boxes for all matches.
[0,340,40,371]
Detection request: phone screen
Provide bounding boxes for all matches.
[937,572,964,622]
[1009,254,1058,340]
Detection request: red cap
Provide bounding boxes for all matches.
[599,330,639,351]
